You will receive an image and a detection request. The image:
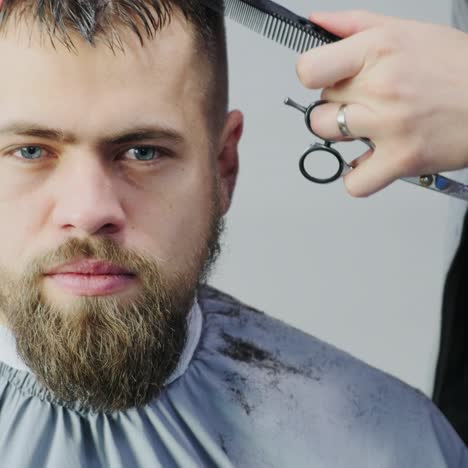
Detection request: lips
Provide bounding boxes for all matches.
[46,260,134,276]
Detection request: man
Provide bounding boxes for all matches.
[0,1,465,467]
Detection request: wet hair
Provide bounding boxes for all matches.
[0,0,228,136]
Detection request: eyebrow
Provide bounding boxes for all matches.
[0,122,185,146]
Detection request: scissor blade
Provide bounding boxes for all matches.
[401,175,468,201]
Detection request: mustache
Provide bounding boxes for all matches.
[25,237,156,284]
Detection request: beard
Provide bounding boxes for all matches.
[0,195,224,413]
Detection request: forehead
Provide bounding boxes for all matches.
[0,13,206,140]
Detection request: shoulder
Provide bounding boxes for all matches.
[197,285,419,400]
[196,286,466,467]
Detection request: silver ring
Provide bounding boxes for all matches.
[337,104,353,138]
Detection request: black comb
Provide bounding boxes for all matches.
[200,0,341,53]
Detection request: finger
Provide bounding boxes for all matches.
[309,10,392,37]
[321,81,364,105]
[309,102,378,141]
[296,31,371,89]
[343,149,401,197]
[349,150,373,168]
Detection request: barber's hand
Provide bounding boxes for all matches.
[296,10,468,197]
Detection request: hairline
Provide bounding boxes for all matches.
[0,2,228,147]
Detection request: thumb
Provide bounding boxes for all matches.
[343,148,402,197]
[309,10,392,38]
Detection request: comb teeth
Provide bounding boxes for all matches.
[223,0,335,53]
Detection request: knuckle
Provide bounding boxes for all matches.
[360,65,408,101]
[371,25,402,59]
[361,30,410,101]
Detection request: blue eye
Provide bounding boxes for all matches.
[6,145,168,165]
[128,147,161,161]
[19,146,43,160]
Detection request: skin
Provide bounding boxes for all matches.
[296,10,468,197]
[0,9,243,411]
[0,14,243,324]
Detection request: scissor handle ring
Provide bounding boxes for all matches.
[305,100,329,140]
[299,144,344,184]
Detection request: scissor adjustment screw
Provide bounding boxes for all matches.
[419,175,434,187]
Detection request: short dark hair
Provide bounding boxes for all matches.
[0,0,228,137]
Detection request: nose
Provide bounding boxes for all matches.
[50,156,126,236]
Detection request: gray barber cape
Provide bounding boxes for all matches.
[0,286,466,467]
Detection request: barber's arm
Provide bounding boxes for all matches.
[296,10,468,197]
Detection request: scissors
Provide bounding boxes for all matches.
[284,98,468,201]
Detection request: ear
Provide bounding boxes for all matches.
[216,110,243,215]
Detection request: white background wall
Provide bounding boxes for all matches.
[210,0,464,397]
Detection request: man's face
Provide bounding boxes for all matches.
[0,14,242,411]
